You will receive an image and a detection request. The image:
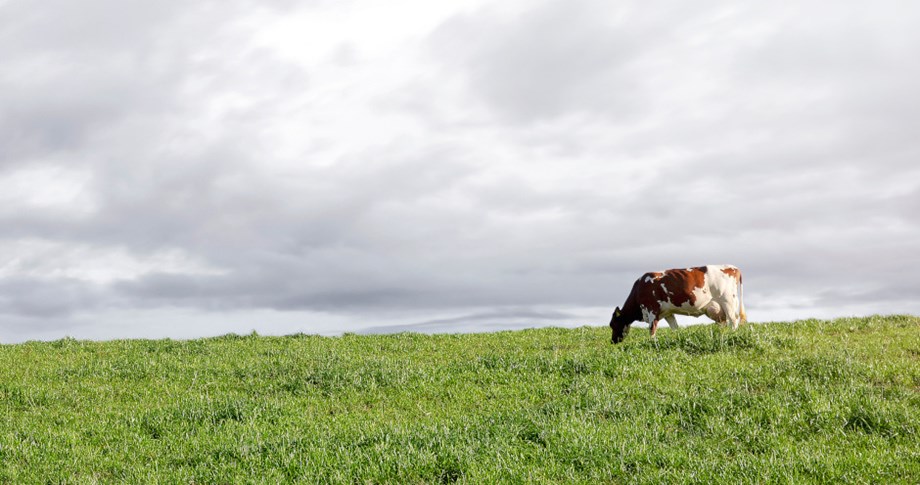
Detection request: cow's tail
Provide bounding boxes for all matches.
[738,270,747,324]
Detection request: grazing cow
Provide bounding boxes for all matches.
[609,265,746,344]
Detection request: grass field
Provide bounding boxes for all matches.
[2,315,919,483]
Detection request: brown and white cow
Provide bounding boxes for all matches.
[609,265,746,343]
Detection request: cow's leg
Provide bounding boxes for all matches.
[641,306,660,338]
[719,300,740,330]
[664,315,679,330]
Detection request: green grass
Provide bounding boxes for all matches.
[2,315,919,483]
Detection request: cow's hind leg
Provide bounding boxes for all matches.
[719,300,740,330]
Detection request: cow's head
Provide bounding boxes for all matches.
[609,307,630,344]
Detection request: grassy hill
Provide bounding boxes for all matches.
[2,315,919,483]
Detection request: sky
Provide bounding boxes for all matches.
[2,0,919,342]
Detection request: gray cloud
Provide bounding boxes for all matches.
[431,2,633,123]
[0,277,106,318]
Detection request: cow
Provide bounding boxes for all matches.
[609,265,746,344]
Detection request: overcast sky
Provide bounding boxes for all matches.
[2,0,919,342]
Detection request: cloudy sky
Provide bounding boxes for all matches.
[2,0,919,342]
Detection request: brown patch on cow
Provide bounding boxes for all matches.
[721,266,740,280]
[657,267,707,308]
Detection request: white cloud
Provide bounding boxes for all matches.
[0,166,97,217]
[0,240,224,284]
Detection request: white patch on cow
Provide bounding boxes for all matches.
[660,297,705,318]
[704,265,744,328]
[640,305,655,324]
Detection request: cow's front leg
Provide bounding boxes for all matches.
[664,315,679,330]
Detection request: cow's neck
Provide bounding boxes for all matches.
[620,298,642,324]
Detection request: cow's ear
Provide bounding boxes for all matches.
[614,307,621,317]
